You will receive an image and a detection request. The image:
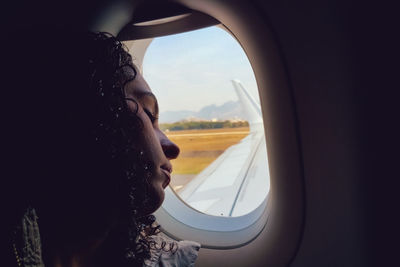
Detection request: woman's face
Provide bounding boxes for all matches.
[124,70,180,216]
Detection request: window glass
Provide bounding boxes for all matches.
[142,26,269,217]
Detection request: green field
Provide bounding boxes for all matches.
[167,127,249,175]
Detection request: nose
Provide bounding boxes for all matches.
[159,132,180,160]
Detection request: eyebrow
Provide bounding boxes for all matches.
[133,91,159,115]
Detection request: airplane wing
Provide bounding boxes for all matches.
[178,80,270,217]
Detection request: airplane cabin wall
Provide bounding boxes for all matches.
[3,0,398,266]
[255,1,400,266]
[255,1,367,266]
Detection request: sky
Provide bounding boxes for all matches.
[142,26,259,112]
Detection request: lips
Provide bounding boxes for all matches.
[161,166,172,188]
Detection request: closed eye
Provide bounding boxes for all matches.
[144,108,158,123]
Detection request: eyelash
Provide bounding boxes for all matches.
[125,97,158,124]
[144,109,158,123]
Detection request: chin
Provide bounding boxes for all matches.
[137,185,165,217]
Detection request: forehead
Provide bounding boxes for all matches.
[124,71,153,97]
[123,70,158,114]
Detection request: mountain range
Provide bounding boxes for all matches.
[159,101,245,123]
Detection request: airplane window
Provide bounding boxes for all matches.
[142,26,270,217]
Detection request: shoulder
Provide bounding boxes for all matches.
[143,233,201,267]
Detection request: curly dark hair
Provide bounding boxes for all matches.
[2,31,175,266]
[84,32,176,266]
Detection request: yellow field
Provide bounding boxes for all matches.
[167,127,249,174]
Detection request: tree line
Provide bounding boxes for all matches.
[160,120,249,131]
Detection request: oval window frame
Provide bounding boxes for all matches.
[124,25,271,248]
[122,0,305,258]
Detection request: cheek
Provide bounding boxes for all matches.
[141,126,164,159]
[138,112,158,145]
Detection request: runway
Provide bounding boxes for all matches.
[166,131,249,137]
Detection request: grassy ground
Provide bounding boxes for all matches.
[167,127,249,175]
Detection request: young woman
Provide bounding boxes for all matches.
[4,32,200,267]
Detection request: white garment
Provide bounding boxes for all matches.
[143,234,201,267]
